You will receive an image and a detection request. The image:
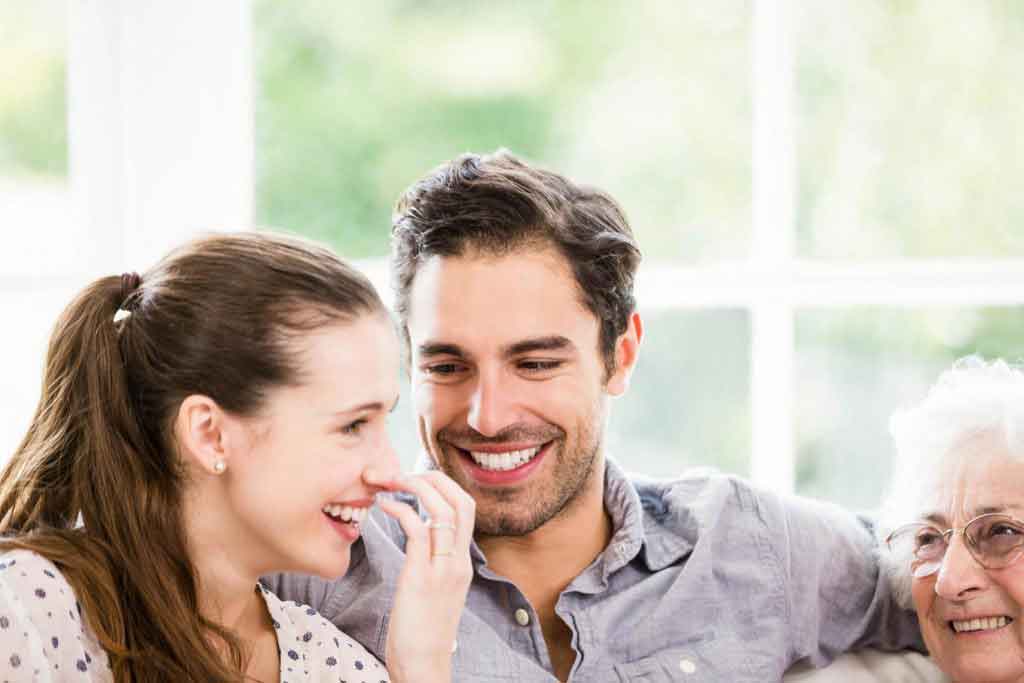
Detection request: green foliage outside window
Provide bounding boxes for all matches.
[0,3,66,179]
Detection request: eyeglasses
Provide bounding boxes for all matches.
[885,512,1024,572]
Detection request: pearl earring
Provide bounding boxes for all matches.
[213,459,227,474]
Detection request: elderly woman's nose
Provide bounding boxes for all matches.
[933,533,989,600]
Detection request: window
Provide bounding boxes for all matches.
[0,2,72,458]
[254,0,753,475]
[5,3,1024,510]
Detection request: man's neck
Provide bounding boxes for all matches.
[476,458,612,613]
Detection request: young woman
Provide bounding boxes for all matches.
[0,232,474,682]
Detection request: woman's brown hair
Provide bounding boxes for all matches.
[0,232,385,681]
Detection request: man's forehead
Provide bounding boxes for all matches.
[404,261,603,367]
[407,251,593,327]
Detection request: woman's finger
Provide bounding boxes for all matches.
[389,475,455,522]
[415,471,475,555]
[382,475,457,542]
[390,475,458,561]
[375,496,431,564]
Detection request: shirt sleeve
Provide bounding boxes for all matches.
[761,490,925,666]
[0,551,104,682]
[0,578,42,682]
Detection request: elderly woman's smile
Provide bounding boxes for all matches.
[882,360,1024,683]
[911,451,1024,681]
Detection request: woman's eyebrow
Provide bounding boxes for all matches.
[972,503,1023,516]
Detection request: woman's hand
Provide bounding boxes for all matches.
[368,470,475,683]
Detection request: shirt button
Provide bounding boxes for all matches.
[514,608,530,626]
[679,657,697,674]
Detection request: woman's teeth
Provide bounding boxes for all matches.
[951,616,1012,633]
[469,446,542,471]
[322,504,368,523]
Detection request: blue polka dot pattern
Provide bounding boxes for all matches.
[0,549,390,681]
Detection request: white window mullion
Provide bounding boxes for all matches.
[751,0,796,492]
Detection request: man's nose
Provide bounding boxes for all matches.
[934,532,990,600]
[466,369,516,437]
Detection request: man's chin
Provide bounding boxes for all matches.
[474,508,549,537]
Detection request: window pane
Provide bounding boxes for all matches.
[0,287,77,465]
[255,2,750,261]
[0,2,70,275]
[609,309,751,478]
[0,2,66,179]
[796,3,1024,259]
[795,307,1024,510]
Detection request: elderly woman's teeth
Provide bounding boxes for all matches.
[321,504,369,523]
[951,616,1011,633]
[470,446,542,471]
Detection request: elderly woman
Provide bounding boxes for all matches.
[877,357,1024,683]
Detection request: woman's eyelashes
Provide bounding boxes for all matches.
[340,417,369,436]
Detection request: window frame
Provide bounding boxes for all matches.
[8,0,1024,489]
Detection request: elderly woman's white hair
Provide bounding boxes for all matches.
[877,356,1024,608]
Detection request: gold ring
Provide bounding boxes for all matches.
[428,520,456,531]
[432,550,455,557]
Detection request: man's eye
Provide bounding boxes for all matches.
[519,360,563,372]
[424,363,464,375]
[341,418,368,436]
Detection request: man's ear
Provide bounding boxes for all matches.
[605,312,643,397]
[174,394,232,476]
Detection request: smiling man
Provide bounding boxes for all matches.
[270,150,924,682]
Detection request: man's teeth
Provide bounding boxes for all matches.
[321,504,369,523]
[951,616,1011,633]
[469,446,542,471]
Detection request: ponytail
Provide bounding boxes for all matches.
[0,274,244,681]
[0,276,137,530]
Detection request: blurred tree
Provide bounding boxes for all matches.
[0,3,66,178]
[796,1,1024,259]
[254,0,751,260]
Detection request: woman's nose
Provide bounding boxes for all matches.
[933,532,989,600]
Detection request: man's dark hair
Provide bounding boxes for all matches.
[391,149,642,376]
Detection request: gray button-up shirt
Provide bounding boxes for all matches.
[266,461,922,682]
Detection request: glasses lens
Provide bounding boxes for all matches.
[888,524,945,562]
[967,514,1024,568]
[912,525,947,561]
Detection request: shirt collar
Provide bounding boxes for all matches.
[601,459,694,575]
[466,458,695,580]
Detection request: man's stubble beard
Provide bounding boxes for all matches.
[434,417,604,538]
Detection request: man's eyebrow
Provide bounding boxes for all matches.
[417,342,467,359]
[503,335,575,357]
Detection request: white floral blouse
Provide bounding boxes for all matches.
[0,550,389,682]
